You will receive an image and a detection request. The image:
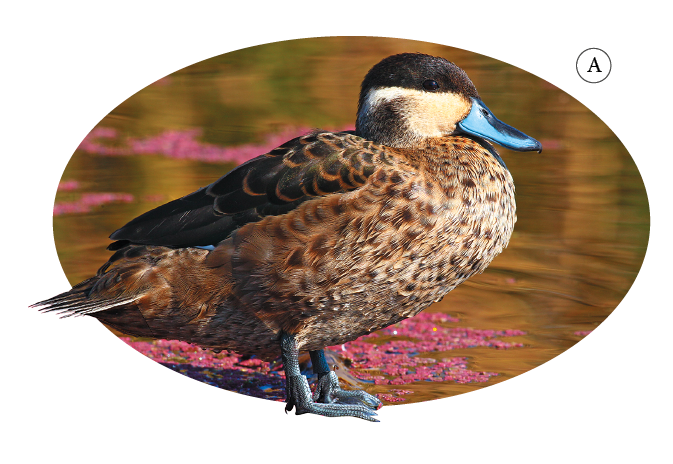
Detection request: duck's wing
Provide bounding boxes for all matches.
[108,131,397,248]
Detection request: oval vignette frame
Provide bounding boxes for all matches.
[50,36,649,407]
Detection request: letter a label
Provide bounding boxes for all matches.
[577,48,612,83]
[587,57,602,73]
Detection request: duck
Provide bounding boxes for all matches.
[33,53,541,422]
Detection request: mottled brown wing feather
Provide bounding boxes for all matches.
[208,131,394,212]
[109,131,396,248]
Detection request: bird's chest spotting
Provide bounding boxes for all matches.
[381,163,516,290]
[339,144,516,317]
[291,157,516,350]
[426,151,516,289]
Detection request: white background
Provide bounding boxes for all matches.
[3,1,671,462]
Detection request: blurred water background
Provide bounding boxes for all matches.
[53,37,649,404]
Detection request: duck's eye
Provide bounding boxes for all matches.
[422,79,439,91]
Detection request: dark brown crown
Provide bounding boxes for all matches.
[357,53,480,113]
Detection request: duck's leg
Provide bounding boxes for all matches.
[310,349,382,410]
[281,332,379,421]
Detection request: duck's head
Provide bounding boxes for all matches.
[356,53,541,152]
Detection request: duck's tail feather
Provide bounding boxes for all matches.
[31,244,225,340]
[31,286,140,319]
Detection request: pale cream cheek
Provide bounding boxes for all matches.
[403,92,472,137]
[360,87,472,139]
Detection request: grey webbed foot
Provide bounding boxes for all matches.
[313,370,382,410]
[285,373,379,422]
[281,332,380,422]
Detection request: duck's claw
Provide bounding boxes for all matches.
[313,371,382,410]
[285,374,379,422]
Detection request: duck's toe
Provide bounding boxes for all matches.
[285,374,379,422]
[313,371,382,410]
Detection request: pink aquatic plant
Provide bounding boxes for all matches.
[53,192,134,216]
[122,311,525,403]
[574,330,593,337]
[378,394,408,403]
[121,337,287,400]
[57,180,80,192]
[328,311,524,388]
[78,126,355,165]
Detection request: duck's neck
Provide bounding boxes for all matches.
[355,109,422,149]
